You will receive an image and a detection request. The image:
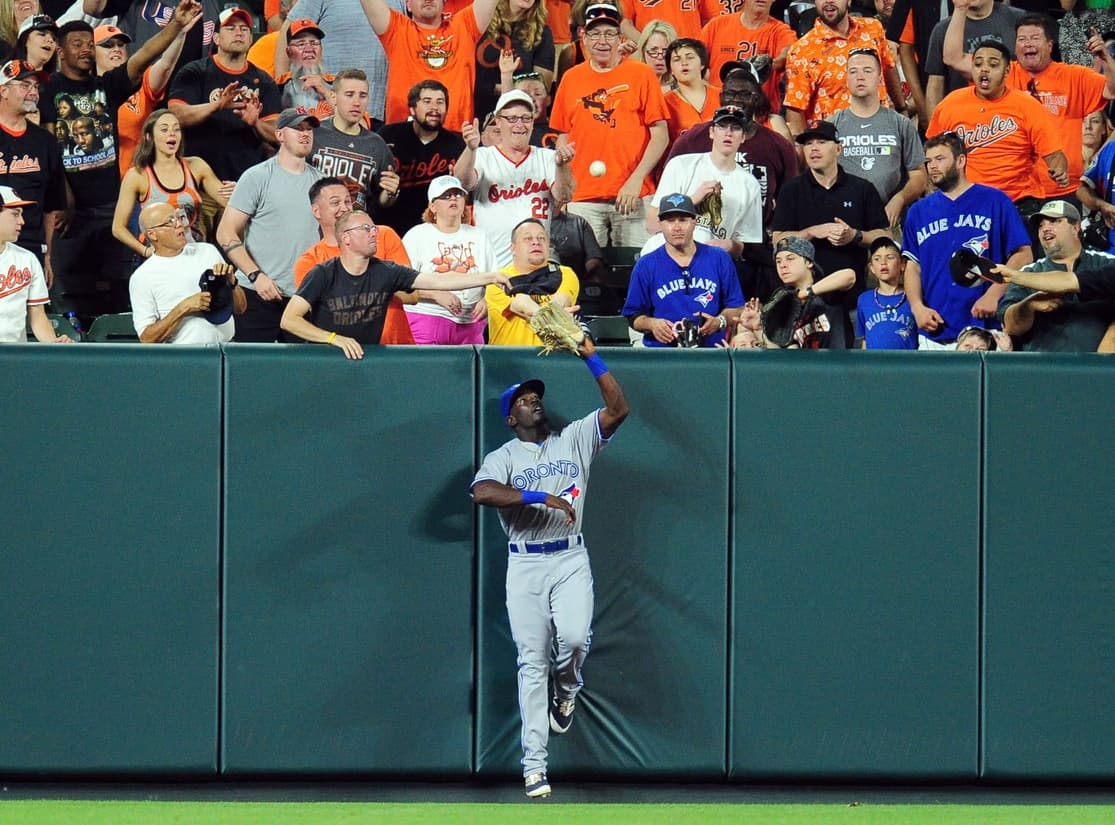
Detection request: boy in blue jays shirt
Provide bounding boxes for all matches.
[857,236,917,349]
[621,192,744,347]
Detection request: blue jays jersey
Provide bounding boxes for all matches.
[901,183,1030,342]
[621,243,745,347]
[471,411,608,542]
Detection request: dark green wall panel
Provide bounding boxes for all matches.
[221,345,475,774]
[474,348,729,779]
[730,351,980,779]
[0,346,220,773]
[982,355,1115,779]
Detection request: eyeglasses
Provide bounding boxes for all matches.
[644,47,666,58]
[584,29,620,42]
[498,113,533,124]
[435,191,464,200]
[512,71,542,81]
[342,223,378,234]
[146,212,188,231]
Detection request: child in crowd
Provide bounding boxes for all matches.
[857,236,917,349]
[956,326,997,352]
[762,236,854,349]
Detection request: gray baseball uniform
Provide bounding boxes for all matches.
[472,409,610,778]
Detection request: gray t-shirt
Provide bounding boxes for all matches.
[830,106,927,204]
[229,157,323,295]
[310,120,395,211]
[287,0,407,122]
[926,4,1026,96]
[472,410,607,542]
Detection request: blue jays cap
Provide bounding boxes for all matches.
[500,379,545,419]
[199,268,234,325]
[657,192,697,219]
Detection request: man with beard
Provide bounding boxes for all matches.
[376,80,465,233]
[275,19,334,119]
[943,10,1115,203]
[901,131,1031,349]
[216,107,323,341]
[454,89,574,268]
[310,68,399,213]
[783,0,906,137]
[927,38,1068,210]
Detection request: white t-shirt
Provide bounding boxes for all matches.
[471,145,557,268]
[129,243,234,344]
[653,153,763,245]
[401,222,497,323]
[0,242,48,343]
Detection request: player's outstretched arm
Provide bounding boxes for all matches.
[578,335,629,438]
[471,481,576,524]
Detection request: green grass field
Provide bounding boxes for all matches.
[4,802,1115,824]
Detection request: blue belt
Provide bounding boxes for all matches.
[509,534,583,555]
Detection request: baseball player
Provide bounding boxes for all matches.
[470,334,629,799]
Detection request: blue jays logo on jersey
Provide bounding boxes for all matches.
[963,233,990,257]
[695,291,714,308]
[559,483,581,505]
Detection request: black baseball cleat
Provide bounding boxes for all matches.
[524,772,551,798]
[549,696,575,734]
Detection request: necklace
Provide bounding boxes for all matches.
[872,289,907,316]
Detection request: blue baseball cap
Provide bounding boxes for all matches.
[198,269,234,325]
[500,379,545,418]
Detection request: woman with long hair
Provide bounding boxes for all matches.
[631,19,676,91]
[111,109,226,261]
[475,0,554,121]
[13,13,55,72]
[0,0,39,58]
[663,37,718,145]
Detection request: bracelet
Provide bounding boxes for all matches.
[327,331,337,344]
[584,353,608,378]
[521,490,547,505]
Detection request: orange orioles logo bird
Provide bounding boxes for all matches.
[418,33,454,70]
[579,84,630,127]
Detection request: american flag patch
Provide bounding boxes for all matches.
[140,0,175,25]
[203,20,214,43]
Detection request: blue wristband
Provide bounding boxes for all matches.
[522,490,547,505]
[584,353,608,378]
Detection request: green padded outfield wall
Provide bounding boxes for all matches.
[474,348,729,779]
[221,346,475,774]
[0,346,220,773]
[730,351,980,779]
[982,355,1115,779]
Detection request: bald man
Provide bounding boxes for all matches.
[129,201,246,343]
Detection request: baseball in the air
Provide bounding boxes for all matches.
[589,160,607,177]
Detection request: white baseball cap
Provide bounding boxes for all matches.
[494,89,534,115]
[0,186,34,208]
[428,175,466,202]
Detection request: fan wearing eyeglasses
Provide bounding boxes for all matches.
[456,89,574,268]
[282,209,513,357]
[927,38,1069,207]
[550,3,670,247]
[700,0,798,116]
[942,8,1115,204]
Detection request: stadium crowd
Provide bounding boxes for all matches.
[1,0,1115,351]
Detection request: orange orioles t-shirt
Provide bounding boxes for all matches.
[927,86,1063,203]
[664,83,721,146]
[293,225,415,344]
[381,7,482,132]
[550,57,670,201]
[701,14,797,114]
[618,0,703,40]
[1006,61,1106,198]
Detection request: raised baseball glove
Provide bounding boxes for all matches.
[530,302,586,356]
[761,286,806,348]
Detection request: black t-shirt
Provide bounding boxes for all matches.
[473,26,555,122]
[168,57,281,181]
[770,168,889,303]
[297,256,419,344]
[40,66,136,208]
[375,122,465,235]
[0,123,67,251]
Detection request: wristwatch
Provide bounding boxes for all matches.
[853,229,864,245]
[247,269,263,283]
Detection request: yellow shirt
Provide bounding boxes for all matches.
[486,264,580,346]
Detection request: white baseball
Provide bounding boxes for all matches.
[589,160,607,177]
